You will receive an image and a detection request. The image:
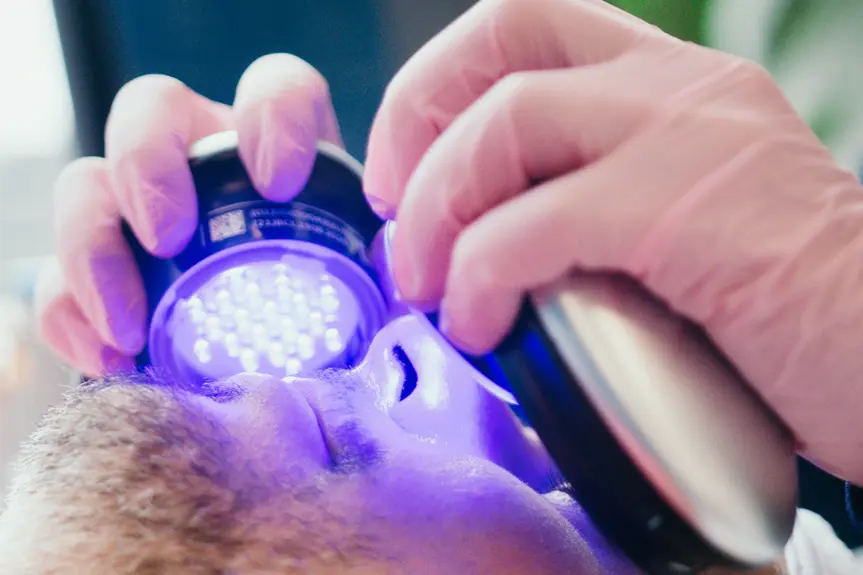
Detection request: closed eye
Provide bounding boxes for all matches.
[199,381,247,403]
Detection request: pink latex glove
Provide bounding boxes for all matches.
[34,54,343,377]
[364,0,863,485]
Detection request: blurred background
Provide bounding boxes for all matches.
[1,0,862,549]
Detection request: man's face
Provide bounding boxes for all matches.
[0,329,629,574]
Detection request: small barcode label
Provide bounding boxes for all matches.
[209,210,246,242]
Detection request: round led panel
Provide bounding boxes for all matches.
[148,239,386,383]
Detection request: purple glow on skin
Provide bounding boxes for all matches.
[372,222,518,405]
[355,314,556,489]
[148,240,387,381]
[195,370,607,573]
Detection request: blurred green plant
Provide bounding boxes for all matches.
[606,0,863,170]
[767,0,812,65]
[607,0,708,43]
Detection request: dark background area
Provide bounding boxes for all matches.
[53,0,477,160]
[52,0,861,549]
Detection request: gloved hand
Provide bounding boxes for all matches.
[34,54,343,377]
[364,0,863,485]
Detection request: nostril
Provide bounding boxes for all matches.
[393,345,417,401]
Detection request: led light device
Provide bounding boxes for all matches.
[128,131,798,575]
[127,131,386,383]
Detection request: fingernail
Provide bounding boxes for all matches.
[436,301,484,356]
[437,307,452,337]
[398,275,423,304]
[254,137,275,193]
[132,186,161,253]
[151,202,196,257]
[54,321,93,373]
[367,195,395,220]
[114,320,147,355]
[115,330,146,356]
[102,283,148,354]
[100,347,135,374]
[392,247,422,302]
[138,183,193,257]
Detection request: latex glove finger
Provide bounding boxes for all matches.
[52,157,148,354]
[233,53,343,201]
[446,140,863,488]
[438,162,640,353]
[433,58,863,486]
[105,74,232,257]
[391,37,758,311]
[363,0,658,217]
[391,41,739,305]
[390,63,652,305]
[33,258,133,376]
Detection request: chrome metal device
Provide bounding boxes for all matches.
[441,272,798,574]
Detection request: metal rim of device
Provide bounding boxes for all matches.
[188,131,364,178]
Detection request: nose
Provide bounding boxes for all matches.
[358,315,556,489]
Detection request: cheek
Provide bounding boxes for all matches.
[355,455,602,574]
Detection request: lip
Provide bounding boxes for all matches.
[273,375,336,463]
[287,375,386,472]
[301,389,337,466]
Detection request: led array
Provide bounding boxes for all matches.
[178,258,351,376]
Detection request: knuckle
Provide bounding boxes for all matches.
[487,0,534,32]
[53,157,108,224]
[737,57,773,87]
[744,63,795,116]
[240,53,330,105]
[379,65,417,120]
[105,75,191,156]
[33,264,77,348]
[486,71,537,134]
[111,74,188,113]
[732,57,790,111]
[32,258,65,319]
[53,157,102,198]
[491,71,532,100]
[108,137,171,177]
[249,52,320,78]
